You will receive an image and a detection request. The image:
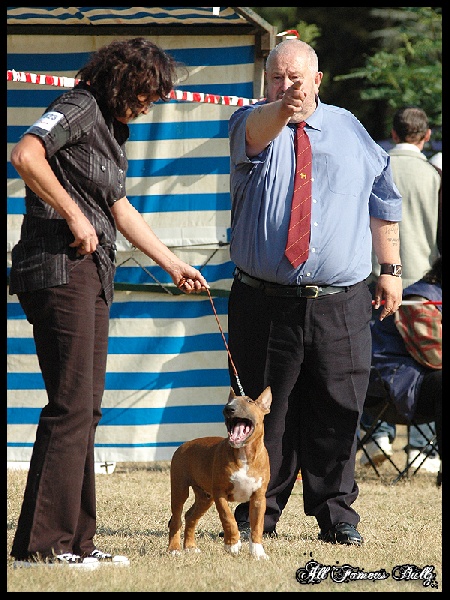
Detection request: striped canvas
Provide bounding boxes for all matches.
[7,6,248,26]
[7,27,265,464]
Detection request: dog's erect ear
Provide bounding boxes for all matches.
[256,386,272,414]
[228,387,238,402]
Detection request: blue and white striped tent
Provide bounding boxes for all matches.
[7,7,276,466]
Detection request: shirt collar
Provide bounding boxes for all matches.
[303,97,322,132]
[393,143,422,154]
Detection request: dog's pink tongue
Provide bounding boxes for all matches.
[230,421,250,443]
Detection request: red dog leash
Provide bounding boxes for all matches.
[206,288,245,397]
[177,277,245,396]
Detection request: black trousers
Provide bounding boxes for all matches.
[11,254,110,559]
[227,278,373,534]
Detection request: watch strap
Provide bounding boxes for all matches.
[380,263,402,277]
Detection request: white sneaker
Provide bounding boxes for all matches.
[407,450,441,474]
[13,553,99,569]
[87,549,130,566]
[360,437,393,466]
[57,553,100,568]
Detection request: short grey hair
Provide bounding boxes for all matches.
[266,39,319,74]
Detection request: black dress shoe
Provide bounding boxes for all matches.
[218,521,277,540]
[318,522,363,546]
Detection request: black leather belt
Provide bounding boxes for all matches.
[234,268,349,298]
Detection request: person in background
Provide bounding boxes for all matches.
[361,107,441,472]
[384,106,440,289]
[370,256,442,486]
[8,37,209,568]
[225,39,402,546]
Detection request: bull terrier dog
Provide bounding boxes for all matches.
[168,387,272,559]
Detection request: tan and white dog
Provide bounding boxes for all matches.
[168,387,272,559]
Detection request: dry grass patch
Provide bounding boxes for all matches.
[7,430,441,592]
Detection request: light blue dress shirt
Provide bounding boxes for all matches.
[228,99,402,286]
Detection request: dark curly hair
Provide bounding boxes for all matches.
[76,37,186,119]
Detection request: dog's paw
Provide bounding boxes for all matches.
[249,542,269,560]
[168,549,182,556]
[184,547,201,554]
[224,539,242,555]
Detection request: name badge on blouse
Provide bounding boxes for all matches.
[26,111,65,133]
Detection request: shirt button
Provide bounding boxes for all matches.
[314,222,318,226]
[313,198,317,203]
[101,165,106,171]
[311,248,316,253]
[306,272,311,276]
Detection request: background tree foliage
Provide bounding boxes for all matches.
[252,7,442,150]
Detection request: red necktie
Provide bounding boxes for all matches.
[285,121,312,267]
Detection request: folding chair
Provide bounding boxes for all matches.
[358,366,438,484]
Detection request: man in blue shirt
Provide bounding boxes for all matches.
[226,39,403,546]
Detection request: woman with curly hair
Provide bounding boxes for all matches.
[9,38,208,567]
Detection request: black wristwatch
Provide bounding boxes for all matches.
[380,263,402,277]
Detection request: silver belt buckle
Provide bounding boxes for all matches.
[302,285,319,298]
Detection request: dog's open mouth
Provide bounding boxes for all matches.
[226,417,255,448]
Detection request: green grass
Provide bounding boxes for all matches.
[7,428,441,592]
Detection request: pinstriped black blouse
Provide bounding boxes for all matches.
[9,83,129,306]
